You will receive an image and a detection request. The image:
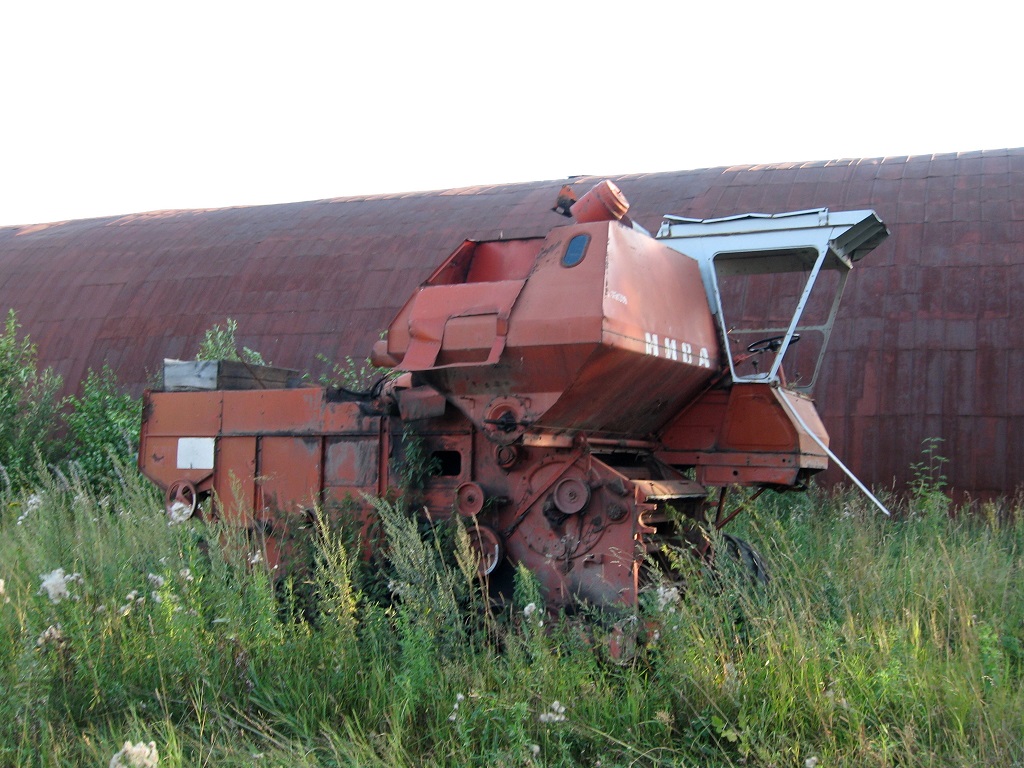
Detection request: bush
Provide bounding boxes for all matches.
[196,318,266,365]
[0,309,64,488]
[316,350,394,392]
[63,365,142,490]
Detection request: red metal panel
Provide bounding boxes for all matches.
[221,389,325,434]
[257,436,322,516]
[214,437,256,524]
[137,436,212,489]
[145,391,222,436]
[325,437,379,489]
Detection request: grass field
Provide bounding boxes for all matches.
[1,468,1022,767]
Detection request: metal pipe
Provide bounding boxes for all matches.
[776,388,892,517]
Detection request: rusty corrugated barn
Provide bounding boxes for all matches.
[1,149,1021,496]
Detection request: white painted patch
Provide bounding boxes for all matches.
[177,437,215,470]
[643,332,713,368]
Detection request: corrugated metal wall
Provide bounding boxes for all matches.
[2,149,1021,495]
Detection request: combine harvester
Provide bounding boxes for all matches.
[138,181,888,610]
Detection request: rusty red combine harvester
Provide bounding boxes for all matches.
[138,182,888,610]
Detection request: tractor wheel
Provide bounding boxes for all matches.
[721,534,770,585]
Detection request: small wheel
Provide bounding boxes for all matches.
[467,524,504,576]
[721,534,770,584]
[165,479,198,523]
[456,482,485,517]
[553,477,591,515]
[746,333,800,354]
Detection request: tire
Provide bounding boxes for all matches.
[721,534,770,585]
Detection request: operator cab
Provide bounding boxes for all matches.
[656,209,888,390]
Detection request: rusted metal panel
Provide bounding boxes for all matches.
[257,436,322,515]
[143,391,223,436]
[325,437,379,489]
[214,437,256,524]
[221,389,326,435]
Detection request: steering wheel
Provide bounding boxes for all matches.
[746,333,800,354]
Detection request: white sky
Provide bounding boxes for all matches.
[1,1,1020,227]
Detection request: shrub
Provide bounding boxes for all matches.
[196,318,266,365]
[0,309,64,488]
[908,437,950,517]
[63,365,142,490]
[316,348,396,393]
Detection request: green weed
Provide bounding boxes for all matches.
[0,455,1023,764]
[195,318,266,366]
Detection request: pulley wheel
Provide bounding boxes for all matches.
[455,482,485,517]
[495,444,519,469]
[483,397,527,445]
[165,479,198,523]
[467,524,504,576]
[553,477,590,515]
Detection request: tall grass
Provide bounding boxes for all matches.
[1,470,1022,767]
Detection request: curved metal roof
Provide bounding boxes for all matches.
[2,148,1021,496]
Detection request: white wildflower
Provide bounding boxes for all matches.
[179,568,194,582]
[19,492,44,524]
[805,758,819,768]
[167,502,192,524]
[0,578,8,604]
[15,501,32,525]
[655,584,680,613]
[150,592,163,604]
[538,700,567,723]
[147,573,165,589]
[38,568,83,604]
[119,589,146,616]
[247,550,263,566]
[95,604,108,614]
[528,743,541,758]
[522,602,544,626]
[447,692,466,722]
[109,740,159,768]
[36,623,66,649]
